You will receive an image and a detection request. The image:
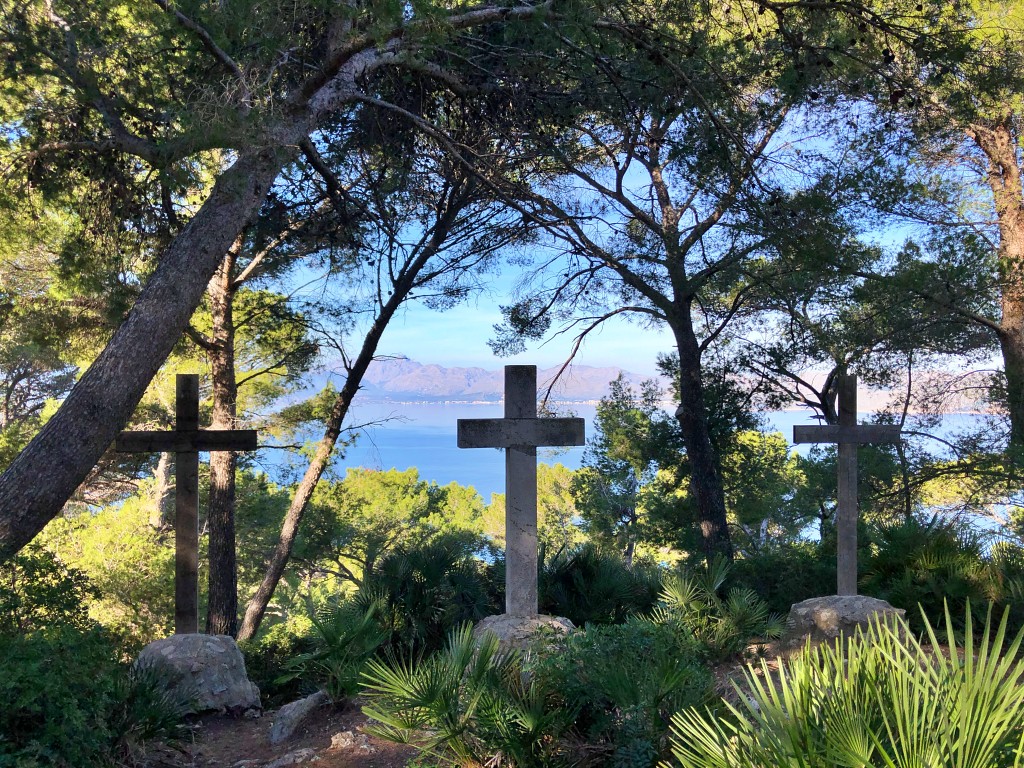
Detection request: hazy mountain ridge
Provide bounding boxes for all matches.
[360,358,664,402]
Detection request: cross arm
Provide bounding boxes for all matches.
[457,418,585,449]
[115,429,259,453]
[793,424,902,445]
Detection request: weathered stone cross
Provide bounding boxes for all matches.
[458,366,585,617]
[793,373,901,596]
[115,374,257,634]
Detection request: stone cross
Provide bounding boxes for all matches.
[793,373,901,596]
[457,366,585,617]
[115,374,257,634]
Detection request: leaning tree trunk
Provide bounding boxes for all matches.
[206,255,241,636]
[236,308,395,641]
[235,194,468,641]
[0,147,292,561]
[968,120,1024,446]
[671,308,734,564]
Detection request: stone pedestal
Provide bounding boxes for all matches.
[473,614,575,655]
[780,595,906,656]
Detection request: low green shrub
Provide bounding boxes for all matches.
[726,542,835,616]
[667,604,1024,768]
[362,620,712,767]
[278,598,389,702]
[363,625,573,767]
[0,545,99,634]
[0,627,193,767]
[240,615,317,708]
[652,559,783,662]
[862,515,1016,634]
[364,536,498,656]
[530,619,712,767]
[539,544,663,625]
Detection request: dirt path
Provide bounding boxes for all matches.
[173,700,417,768]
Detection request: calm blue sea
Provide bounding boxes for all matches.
[258,403,954,500]
[250,403,987,500]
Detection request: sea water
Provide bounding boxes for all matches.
[255,403,954,500]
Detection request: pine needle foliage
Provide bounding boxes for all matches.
[665,604,1024,768]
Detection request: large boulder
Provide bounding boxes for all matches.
[781,595,906,656]
[473,614,575,655]
[137,633,261,713]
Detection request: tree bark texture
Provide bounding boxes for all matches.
[205,255,240,636]
[0,147,291,561]
[672,308,734,564]
[969,120,1024,444]
[149,451,175,530]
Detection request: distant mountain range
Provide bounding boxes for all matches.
[356,358,664,403]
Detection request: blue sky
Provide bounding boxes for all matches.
[370,292,676,375]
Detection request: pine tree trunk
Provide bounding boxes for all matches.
[205,255,240,636]
[671,309,734,564]
[236,197,466,641]
[968,119,1024,444]
[0,147,291,561]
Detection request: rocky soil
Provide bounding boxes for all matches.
[157,700,417,768]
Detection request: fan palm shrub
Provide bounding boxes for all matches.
[362,624,577,767]
[362,620,712,767]
[278,597,390,701]
[862,515,1000,633]
[364,536,497,655]
[539,543,662,625]
[666,604,1024,768]
[652,558,783,662]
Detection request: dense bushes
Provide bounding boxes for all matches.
[0,545,99,634]
[279,598,390,702]
[364,536,499,655]
[861,515,1024,634]
[653,559,783,662]
[362,621,713,768]
[0,627,194,767]
[539,544,662,625]
[529,620,713,766]
[726,542,836,616]
[667,606,1024,768]
[725,516,1024,640]
[0,548,193,767]
[239,616,317,707]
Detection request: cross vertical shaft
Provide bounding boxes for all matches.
[175,375,200,634]
[457,365,585,619]
[504,366,538,617]
[836,375,858,596]
[792,373,901,597]
[116,373,257,636]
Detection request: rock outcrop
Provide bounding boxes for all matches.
[268,691,330,745]
[781,595,906,656]
[137,633,261,713]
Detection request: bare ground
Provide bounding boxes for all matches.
[163,700,418,768]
